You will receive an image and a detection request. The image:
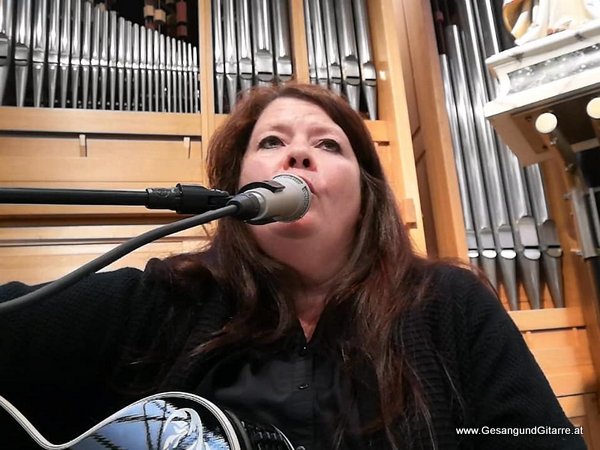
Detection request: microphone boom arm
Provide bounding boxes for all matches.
[0,185,231,214]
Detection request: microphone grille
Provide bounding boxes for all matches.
[272,173,312,222]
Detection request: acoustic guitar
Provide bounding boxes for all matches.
[0,391,295,449]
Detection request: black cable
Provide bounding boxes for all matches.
[0,204,239,314]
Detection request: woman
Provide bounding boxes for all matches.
[0,84,585,449]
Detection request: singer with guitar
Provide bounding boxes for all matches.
[0,84,586,449]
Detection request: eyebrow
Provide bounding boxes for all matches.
[257,121,345,137]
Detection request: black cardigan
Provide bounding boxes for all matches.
[0,259,587,449]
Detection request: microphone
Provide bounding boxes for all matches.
[228,173,312,224]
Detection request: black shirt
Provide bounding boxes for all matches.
[195,316,365,450]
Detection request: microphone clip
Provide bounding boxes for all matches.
[238,179,285,194]
[146,184,231,214]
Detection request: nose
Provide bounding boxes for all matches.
[284,147,314,170]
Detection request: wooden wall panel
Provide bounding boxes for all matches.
[0,224,212,285]
[0,108,202,136]
[0,136,81,157]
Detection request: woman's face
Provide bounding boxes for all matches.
[239,97,362,244]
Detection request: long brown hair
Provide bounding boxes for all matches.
[170,84,437,447]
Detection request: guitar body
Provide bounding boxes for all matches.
[0,391,294,450]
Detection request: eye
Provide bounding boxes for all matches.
[258,135,284,150]
[318,139,341,153]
